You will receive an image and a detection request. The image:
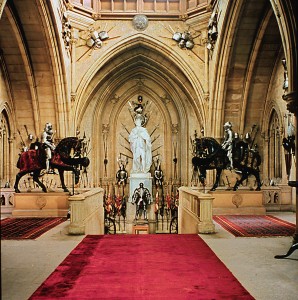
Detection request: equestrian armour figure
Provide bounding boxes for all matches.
[41,123,55,173]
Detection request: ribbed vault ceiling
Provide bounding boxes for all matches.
[0,0,57,136]
[224,0,282,135]
[0,0,285,141]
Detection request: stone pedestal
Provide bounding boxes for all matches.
[125,200,156,234]
[128,172,152,202]
[132,224,149,234]
[12,192,69,217]
[209,189,266,215]
[126,173,154,233]
[0,188,15,214]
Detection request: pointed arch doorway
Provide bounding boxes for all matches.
[74,37,205,191]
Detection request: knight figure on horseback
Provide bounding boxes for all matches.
[221,121,234,170]
[14,131,90,193]
[41,122,56,173]
[191,124,262,191]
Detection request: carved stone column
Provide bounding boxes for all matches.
[70,29,79,104]
[8,137,14,185]
[172,124,179,182]
[282,91,298,244]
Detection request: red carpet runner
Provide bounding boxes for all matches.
[213,215,296,237]
[1,217,67,240]
[29,234,254,299]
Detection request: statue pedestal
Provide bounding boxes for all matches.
[132,223,149,234]
[126,173,154,233]
[128,173,152,202]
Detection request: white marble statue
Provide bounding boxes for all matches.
[129,115,152,173]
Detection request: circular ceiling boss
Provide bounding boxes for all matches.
[133,15,148,31]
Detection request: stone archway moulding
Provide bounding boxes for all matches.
[72,35,206,185]
[72,34,206,131]
[208,0,243,139]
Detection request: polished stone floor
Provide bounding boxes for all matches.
[1,212,297,300]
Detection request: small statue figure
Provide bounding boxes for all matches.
[153,156,163,187]
[222,122,234,169]
[116,156,128,186]
[129,115,152,173]
[41,123,55,173]
[281,58,288,93]
[131,182,152,220]
[283,120,296,155]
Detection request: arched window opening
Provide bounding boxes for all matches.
[0,111,10,187]
[268,110,282,180]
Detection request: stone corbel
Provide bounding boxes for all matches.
[171,124,179,135]
[92,14,102,21]
[260,131,269,143]
[110,94,120,104]
[282,91,297,115]
[71,92,76,103]
[160,93,171,105]
[203,93,209,103]
[64,0,74,11]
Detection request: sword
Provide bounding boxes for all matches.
[152,134,160,144]
[17,129,26,148]
[120,143,133,154]
[121,123,130,135]
[152,153,161,158]
[120,133,130,144]
[150,125,159,137]
[120,152,133,160]
[24,125,29,137]
[152,145,162,152]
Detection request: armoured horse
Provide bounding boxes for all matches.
[192,137,262,191]
[14,137,90,193]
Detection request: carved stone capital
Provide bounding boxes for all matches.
[110,94,120,104]
[201,37,208,44]
[179,14,188,21]
[71,93,76,102]
[203,93,209,102]
[261,131,269,141]
[102,124,110,134]
[92,14,102,21]
[172,124,179,135]
[65,1,74,11]
[282,91,297,115]
[160,93,171,105]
